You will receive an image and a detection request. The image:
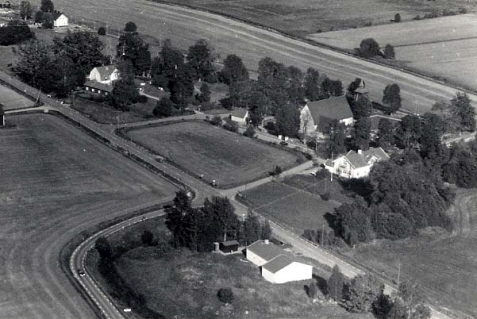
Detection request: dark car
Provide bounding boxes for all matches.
[280,141,288,146]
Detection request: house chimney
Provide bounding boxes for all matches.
[263,239,269,245]
[358,149,362,154]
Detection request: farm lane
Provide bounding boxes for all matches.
[50,0,476,114]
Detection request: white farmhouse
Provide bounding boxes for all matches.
[53,13,69,27]
[88,66,120,85]
[229,108,249,125]
[324,147,390,179]
[262,255,313,284]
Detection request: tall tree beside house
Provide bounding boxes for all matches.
[168,64,194,109]
[352,116,371,150]
[218,54,249,84]
[275,104,300,137]
[20,1,33,20]
[243,212,261,245]
[287,65,305,106]
[260,219,272,240]
[40,0,54,13]
[110,60,139,110]
[256,57,289,114]
[304,67,321,101]
[327,265,345,301]
[343,273,384,313]
[420,113,445,160]
[395,115,421,149]
[116,25,151,75]
[450,92,475,132]
[377,118,394,148]
[150,41,185,89]
[196,83,211,103]
[351,95,373,120]
[247,89,268,126]
[327,121,347,157]
[186,39,216,81]
[382,84,402,113]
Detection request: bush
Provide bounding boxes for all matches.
[217,288,234,304]
[153,98,174,117]
[384,44,395,59]
[394,13,401,22]
[358,38,380,58]
[97,26,106,35]
[210,115,222,126]
[223,117,238,132]
[320,192,331,201]
[243,125,255,138]
[137,95,148,103]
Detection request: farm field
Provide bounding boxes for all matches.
[0,84,35,110]
[123,121,302,188]
[308,14,477,90]
[114,248,370,319]
[241,175,352,234]
[0,114,178,318]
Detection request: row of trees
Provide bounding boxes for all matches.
[165,191,271,252]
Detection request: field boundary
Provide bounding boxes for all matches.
[118,119,307,190]
[0,77,40,110]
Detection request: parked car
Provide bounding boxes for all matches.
[78,269,86,277]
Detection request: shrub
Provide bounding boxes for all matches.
[153,98,174,117]
[394,13,401,22]
[384,44,395,59]
[210,115,222,126]
[358,38,380,58]
[217,288,234,304]
[223,117,238,132]
[137,95,148,103]
[320,192,331,201]
[459,7,468,14]
[97,26,106,35]
[243,125,255,138]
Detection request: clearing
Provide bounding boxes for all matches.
[240,174,352,234]
[0,83,35,110]
[0,113,178,318]
[123,121,303,188]
[308,14,477,90]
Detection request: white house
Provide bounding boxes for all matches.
[88,66,120,85]
[230,108,249,125]
[262,255,313,284]
[53,13,69,27]
[324,147,390,179]
[246,239,284,266]
[300,95,354,138]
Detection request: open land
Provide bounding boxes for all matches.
[0,84,34,110]
[124,121,302,188]
[308,14,477,90]
[0,114,178,319]
[241,175,352,234]
[114,247,371,319]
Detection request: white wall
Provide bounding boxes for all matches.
[246,250,267,266]
[262,262,313,284]
[54,15,68,27]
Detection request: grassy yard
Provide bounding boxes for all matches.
[0,83,35,110]
[155,0,473,37]
[114,248,371,319]
[124,121,303,188]
[0,114,178,317]
[241,174,352,233]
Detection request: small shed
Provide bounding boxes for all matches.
[219,240,239,253]
[230,108,249,125]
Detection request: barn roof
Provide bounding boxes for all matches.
[84,80,113,92]
[247,240,283,262]
[53,12,66,20]
[220,240,239,247]
[262,255,294,273]
[306,96,353,122]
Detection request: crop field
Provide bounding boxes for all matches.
[0,114,178,318]
[308,14,477,89]
[0,84,35,110]
[124,121,302,188]
[241,175,352,233]
[114,249,369,319]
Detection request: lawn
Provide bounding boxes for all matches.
[123,121,303,188]
[114,248,371,319]
[307,14,477,90]
[154,0,473,37]
[0,83,35,110]
[0,114,178,318]
[241,174,352,233]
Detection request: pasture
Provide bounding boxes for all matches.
[0,84,35,110]
[0,114,178,318]
[241,175,351,233]
[308,14,477,89]
[123,121,302,188]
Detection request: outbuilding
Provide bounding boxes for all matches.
[219,240,239,253]
[262,255,313,284]
[84,80,113,96]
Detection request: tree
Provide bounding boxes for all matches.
[217,288,234,304]
[377,118,394,148]
[420,113,445,159]
[203,197,238,242]
[287,66,305,106]
[40,0,54,12]
[330,80,343,97]
[304,67,321,101]
[257,57,289,114]
[352,116,371,150]
[0,23,35,46]
[450,92,475,132]
[223,117,238,132]
[141,230,154,246]
[168,64,194,108]
[124,21,137,33]
[153,97,174,117]
[308,281,318,299]
[327,265,345,301]
[97,26,106,35]
[359,38,380,58]
[219,54,249,84]
[41,13,54,29]
[351,95,373,119]
[395,115,421,149]
[187,39,215,81]
[117,27,151,75]
[335,202,374,245]
[243,125,255,138]
[383,84,401,113]
[243,212,261,244]
[343,273,384,313]
[34,11,44,23]
[95,236,113,261]
[275,104,300,137]
[384,44,395,59]
[196,83,211,103]
[394,13,401,22]
[261,219,272,239]
[328,121,347,157]
[20,1,33,20]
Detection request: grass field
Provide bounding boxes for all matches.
[114,248,371,319]
[124,121,302,188]
[241,174,352,233]
[0,114,178,318]
[154,0,473,37]
[308,14,477,90]
[0,84,35,110]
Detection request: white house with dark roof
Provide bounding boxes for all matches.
[246,240,312,283]
[53,12,68,27]
[262,255,313,284]
[300,95,354,138]
[324,147,390,179]
[88,66,120,85]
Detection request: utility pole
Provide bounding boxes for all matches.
[397,261,401,289]
[330,151,334,182]
[321,223,325,246]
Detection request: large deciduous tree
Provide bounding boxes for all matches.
[358,38,380,58]
[40,0,54,12]
[450,92,475,132]
[343,273,384,313]
[116,24,151,75]
[377,118,394,148]
[20,1,33,20]
[219,54,249,84]
[382,84,402,113]
[304,67,321,101]
[187,39,215,81]
[327,265,345,301]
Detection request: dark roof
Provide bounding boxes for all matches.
[306,96,353,122]
[53,12,66,20]
[344,147,390,168]
[230,108,248,119]
[84,80,113,92]
[247,240,283,262]
[220,240,239,247]
[262,255,294,273]
[93,65,117,79]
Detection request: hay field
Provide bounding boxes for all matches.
[0,114,178,318]
[308,14,477,89]
[0,84,35,110]
[124,121,301,188]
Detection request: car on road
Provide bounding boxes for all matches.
[280,141,288,146]
[78,269,86,277]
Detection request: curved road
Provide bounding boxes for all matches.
[51,0,477,114]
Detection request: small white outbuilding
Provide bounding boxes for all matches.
[262,255,313,284]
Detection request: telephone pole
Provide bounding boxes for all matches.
[397,261,401,289]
